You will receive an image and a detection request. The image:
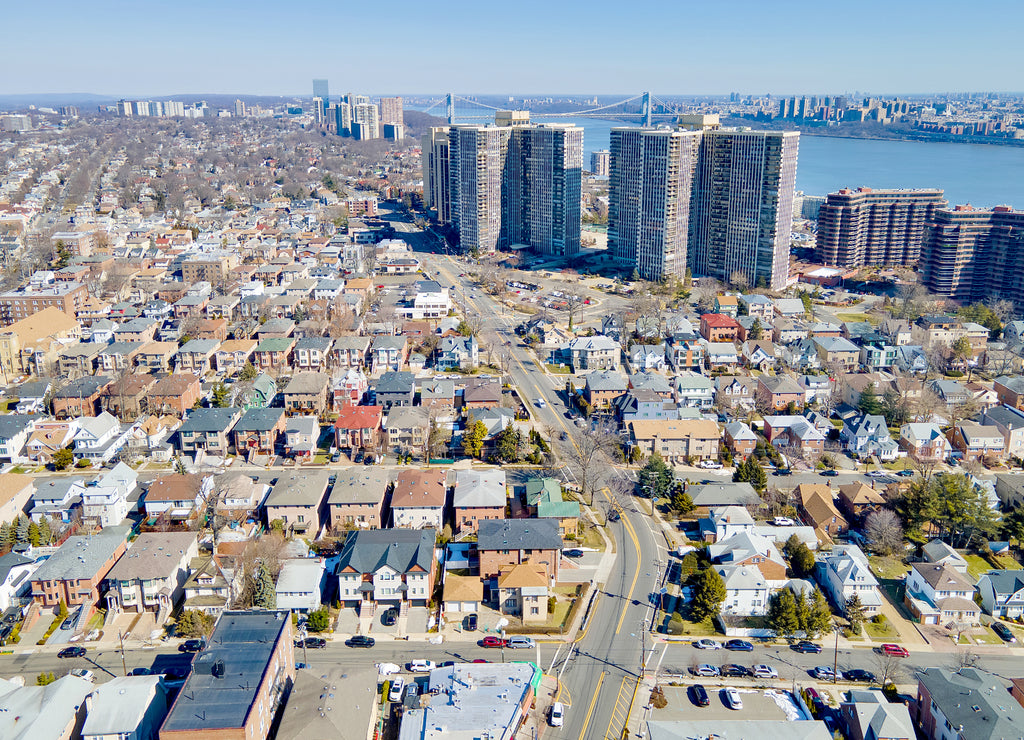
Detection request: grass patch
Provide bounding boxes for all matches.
[969,627,1004,645]
[8,465,26,474]
[86,609,105,631]
[312,454,329,464]
[868,556,909,581]
[579,525,606,552]
[668,617,719,637]
[964,553,1002,580]
[545,364,572,374]
[864,619,899,640]
[836,312,879,325]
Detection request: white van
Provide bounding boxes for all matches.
[550,701,565,727]
[388,676,406,702]
[507,636,535,649]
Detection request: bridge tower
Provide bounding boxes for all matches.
[641,91,652,127]
[446,93,454,125]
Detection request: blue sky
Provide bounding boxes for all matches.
[3,0,1020,97]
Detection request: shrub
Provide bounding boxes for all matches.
[75,458,92,468]
[872,614,887,625]
[665,617,685,636]
[306,607,331,633]
[547,596,557,613]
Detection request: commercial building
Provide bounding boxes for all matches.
[159,610,295,740]
[609,123,799,288]
[422,127,451,223]
[920,205,1024,302]
[815,187,947,268]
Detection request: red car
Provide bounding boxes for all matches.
[880,643,909,657]
[480,636,506,648]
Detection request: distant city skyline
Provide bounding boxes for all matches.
[2,0,1022,98]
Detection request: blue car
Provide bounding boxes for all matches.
[724,639,754,651]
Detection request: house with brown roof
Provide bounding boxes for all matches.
[796,483,848,540]
[905,562,981,625]
[391,469,447,529]
[214,339,257,375]
[30,527,128,609]
[149,374,202,416]
[462,378,502,409]
[443,573,483,614]
[25,422,75,464]
[327,467,389,530]
[192,318,229,341]
[264,470,330,535]
[100,374,158,419]
[699,313,741,342]
[136,341,179,372]
[333,405,383,453]
[496,564,549,623]
[838,482,886,522]
[627,419,721,462]
[283,372,330,417]
[0,472,34,526]
[144,473,213,521]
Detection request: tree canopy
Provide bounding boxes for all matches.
[732,456,767,492]
[462,420,487,459]
[689,567,726,623]
[639,453,674,500]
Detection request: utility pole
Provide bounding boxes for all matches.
[118,630,127,677]
[833,623,840,683]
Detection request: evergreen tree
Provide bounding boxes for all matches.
[15,516,29,545]
[0,522,11,551]
[678,551,701,580]
[495,422,521,463]
[251,561,276,609]
[38,516,52,546]
[239,361,258,382]
[857,384,884,416]
[689,568,726,623]
[733,457,767,492]
[784,534,816,578]
[28,520,39,547]
[670,483,694,515]
[845,593,866,632]
[174,456,188,476]
[212,383,231,408]
[801,589,834,638]
[639,453,674,499]
[307,607,331,633]
[52,447,73,471]
[462,420,487,459]
[767,589,800,636]
[748,319,763,340]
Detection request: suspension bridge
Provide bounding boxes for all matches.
[419,92,684,126]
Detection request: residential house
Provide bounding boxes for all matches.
[466,406,517,444]
[714,295,739,317]
[704,341,740,370]
[283,415,319,459]
[283,372,329,417]
[333,367,369,409]
[12,380,50,415]
[700,505,755,543]
[563,334,620,371]
[707,531,788,582]
[419,377,456,409]
[763,415,826,454]
[327,467,389,530]
[915,667,1024,740]
[236,373,276,410]
[0,473,33,527]
[144,473,213,521]
[370,335,407,374]
[840,689,914,740]
[977,570,1024,618]
[613,388,680,422]
[716,564,771,617]
[231,407,287,456]
[330,336,369,370]
[24,421,75,464]
[105,531,199,618]
[920,539,969,574]
[816,544,881,615]
[699,313,740,342]
[905,562,980,625]
[715,375,756,408]
[437,335,479,370]
[757,374,805,411]
[264,470,330,535]
[799,374,833,405]
[837,482,886,523]
[478,518,562,583]
[931,379,970,410]
[584,370,628,409]
[275,558,326,613]
[668,335,703,370]
[81,462,137,527]
[443,574,483,615]
[100,373,157,419]
[58,342,101,377]
[814,336,860,369]
[0,550,34,613]
[629,343,668,372]
[29,477,85,523]
[333,405,383,453]
[462,377,502,409]
[0,415,41,464]
[526,477,581,537]
[724,421,757,459]
[995,376,1024,410]
[841,413,900,460]
[630,371,674,399]
[53,375,111,418]
[900,423,950,461]
[674,371,715,409]
[742,339,778,371]
[0,674,94,740]
[496,564,549,622]
[739,293,773,320]
[253,336,296,373]
[912,316,962,349]
[373,370,416,409]
[783,337,822,371]
[213,338,257,375]
[30,527,128,608]
[948,421,1005,463]
[628,419,721,462]
[148,374,203,416]
[861,340,899,371]
[773,318,809,344]
[335,528,436,608]
[73,411,131,464]
[176,407,242,456]
[182,555,241,616]
[453,469,506,534]
[391,469,447,529]
[81,676,171,740]
[797,483,849,540]
[384,406,429,454]
[293,337,332,371]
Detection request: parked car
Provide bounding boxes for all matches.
[388,677,406,702]
[481,636,506,648]
[563,548,584,558]
[690,684,710,707]
[128,667,152,676]
[896,469,914,477]
[345,635,375,648]
[811,666,836,680]
[770,517,795,526]
[179,639,205,653]
[693,639,721,650]
[752,664,778,679]
[408,659,436,673]
[58,646,86,658]
[844,669,877,683]
[60,611,78,630]
[692,664,721,677]
[381,608,397,626]
[724,639,753,651]
[465,613,478,631]
[724,687,743,709]
[698,460,723,469]
[820,469,839,477]
[721,664,750,677]
[879,643,909,658]
[773,468,793,476]
[303,637,326,649]
[993,622,1017,643]
[507,636,535,649]
[792,641,823,654]
[353,451,364,463]
[549,701,565,727]
[68,668,95,682]
[403,683,419,701]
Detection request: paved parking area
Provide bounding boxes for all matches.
[654,685,807,722]
[557,551,599,583]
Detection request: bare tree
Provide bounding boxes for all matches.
[567,422,619,506]
[864,509,904,555]
[563,290,586,333]
[873,651,907,687]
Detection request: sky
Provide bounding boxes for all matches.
[2,0,1022,98]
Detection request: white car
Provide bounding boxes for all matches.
[770,517,795,527]
[692,639,721,650]
[388,676,406,702]
[69,668,95,682]
[698,460,723,469]
[408,660,436,673]
[724,687,743,709]
[867,470,888,478]
[535,398,547,408]
[752,664,778,679]
[550,701,565,727]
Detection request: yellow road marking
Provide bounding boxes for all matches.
[602,487,642,635]
[554,681,573,708]
[579,670,606,739]
[605,675,633,739]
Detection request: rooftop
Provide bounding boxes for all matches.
[265,470,331,508]
[31,527,128,582]
[107,532,197,581]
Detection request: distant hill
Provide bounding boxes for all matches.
[0,93,114,111]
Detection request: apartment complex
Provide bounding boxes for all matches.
[920,205,1024,302]
[421,127,451,223]
[609,119,799,289]
[379,96,403,125]
[446,116,583,257]
[815,187,948,268]
[590,149,610,176]
[0,282,89,325]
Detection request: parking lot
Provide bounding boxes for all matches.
[654,684,808,722]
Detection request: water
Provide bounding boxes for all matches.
[433,112,1024,209]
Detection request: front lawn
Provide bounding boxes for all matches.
[868,556,909,582]
[836,312,879,325]
[864,619,899,640]
[545,364,572,374]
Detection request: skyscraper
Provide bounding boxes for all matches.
[815,187,948,268]
[335,103,352,137]
[609,123,799,289]
[352,103,380,140]
[422,127,451,223]
[590,150,610,177]
[608,128,700,281]
[312,79,329,105]
[380,97,403,125]
[447,118,583,257]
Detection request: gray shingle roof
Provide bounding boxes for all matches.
[231,407,285,433]
[917,667,1024,740]
[478,519,561,552]
[31,527,129,582]
[335,528,435,575]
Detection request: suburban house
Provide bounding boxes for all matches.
[815,544,881,615]
[53,376,110,418]
[283,416,319,459]
[0,551,35,612]
[333,405,384,453]
[763,415,826,454]
[101,374,158,419]
[905,562,981,625]
[994,376,1024,410]
[330,336,370,369]
[981,404,1024,458]
[176,407,242,456]
[275,558,326,613]
[477,518,562,583]
[628,419,721,462]
[674,371,715,409]
[253,336,296,372]
[840,689,914,740]
[327,467,390,530]
[335,528,436,608]
[724,421,757,459]
[264,470,330,535]
[837,482,886,522]
[977,570,1024,618]
[283,372,330,417]
[920,539,969,573]
[757,374,805,411]
[149,374,203,416]
[144,473,213,522]
[699,313,740,342]
[73,411,132,464]
[716,375,756,408]
[182,555,240,616]
[462,378,503,409]
[797,483,849,539]
[384,406,429,454]
[707,531,788,582]
[105,531,199,620]
[370,335,408,373]
[915,667,1024,740]
[175,338,220,374]
[813,336,860,368]
[293,337,333,371]
[496,564,549,623]
[81,462,137,527]
[0,473,34,527]
[584,370,629,409]
[391,469,447,529]
[563,334,620,371]
[230,407,287,456]
[613,388,680,422]
[213,338,257,375]
[899,422,950,461]
[373,370,416,409]
[947,421,1005,463]
[841,413,900,460]
[452,469,506,534]
[526,477,581,536]
[80,676,171,740]
[30,527,128,609]
[437,335,479,370]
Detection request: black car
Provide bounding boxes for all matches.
[724,639,754,651]
[792,640,823,654]
[993,622,1017,643]
[58,646,86,658]
[844,669,877,683]
[381,608,398,627]
[773,468,793,476]
[353,451,364,463]
[564,549,584,558]
[345,635,375,648]
[363,456,375,465]
[303,637,326,649]
[820,469,840,477]
[690,684,710,707]
[179,639,205,653]
[721,664,750,677]
[607,510,620,522]
[465,613,478,631]
[129,667,152,676]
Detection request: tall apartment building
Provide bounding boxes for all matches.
[921,205,1024,303]
[335,103,352,137]
[352,103,380,140]
[608,128,700,281]
[312,78,329,105]
[815,187,947,267]
[379,96,403,125]
[233,99,246,117]
[422,127,451,223]
[590,150,610,177]
[0,282,89,326]
[448,118,583,257]
[609,123,799,289]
